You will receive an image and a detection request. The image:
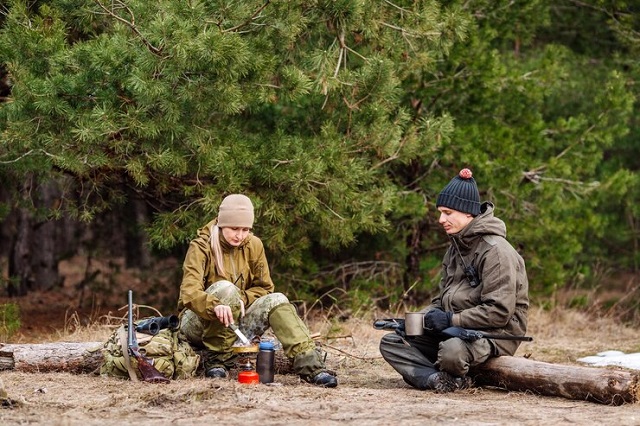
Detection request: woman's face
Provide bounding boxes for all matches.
[437,207,474,234]
[221,227,251,246]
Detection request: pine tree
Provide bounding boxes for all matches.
[0,0,468,293]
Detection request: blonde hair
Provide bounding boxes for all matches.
[210,224,226,277]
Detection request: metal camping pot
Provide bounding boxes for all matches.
[404,312,426,336]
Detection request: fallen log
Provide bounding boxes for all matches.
[0,342,104,374]
[0,341,293,375]
[470,356,640,405]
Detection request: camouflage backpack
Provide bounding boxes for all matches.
[99,322,200,380]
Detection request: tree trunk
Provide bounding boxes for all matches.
[2,175,151,298]
[8,176,64,296]
[470,356,640,405]
[8,179,35,296]
[32,180,63,291]
[0,342,104,374]
[124,195,152,269]
[0,184,16,261]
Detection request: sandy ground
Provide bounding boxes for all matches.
[2,307,640,426]
[1,259,640,425]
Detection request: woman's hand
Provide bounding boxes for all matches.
[214,304,233,326]
[214,301,245,327]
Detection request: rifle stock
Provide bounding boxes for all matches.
[133,355,171,383]
[127,290,170,383]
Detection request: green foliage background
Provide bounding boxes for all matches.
[0,0,639,311]
[0,302,20,340]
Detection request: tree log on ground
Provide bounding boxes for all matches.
[0,342,293,375]
[2,342,639,405]
[0,342,104,374]
[470,356,640,405]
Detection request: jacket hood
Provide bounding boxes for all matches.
[454,202,507,249]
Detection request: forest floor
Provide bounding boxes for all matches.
[1,257,640,425]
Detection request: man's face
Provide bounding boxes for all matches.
[437,207,474,234]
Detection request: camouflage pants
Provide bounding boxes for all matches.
[180,280,324,376]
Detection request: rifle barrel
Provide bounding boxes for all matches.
[127,290,135,348]
[480,332,533,341]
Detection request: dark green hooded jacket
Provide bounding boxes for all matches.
[430,202,529,356]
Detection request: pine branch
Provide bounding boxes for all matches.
[94,0,163,56]
[222,0,271,33]
[0,149,61,164]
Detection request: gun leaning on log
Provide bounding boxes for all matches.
[127,290,170,383]
[373,318,533,342]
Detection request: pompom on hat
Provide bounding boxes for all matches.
[436,168,481,216]
[217,194,254,228]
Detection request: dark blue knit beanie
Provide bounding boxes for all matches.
[436,168,481,216]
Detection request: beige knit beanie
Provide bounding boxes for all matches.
[217,194,254,228]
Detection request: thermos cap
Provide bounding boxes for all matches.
[259,341,275,350]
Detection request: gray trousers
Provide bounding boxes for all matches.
[379,332,492,390]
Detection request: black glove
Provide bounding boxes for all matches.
[372,319,407,339]
[424,309,453,333]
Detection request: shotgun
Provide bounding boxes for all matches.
[127,290,170,383]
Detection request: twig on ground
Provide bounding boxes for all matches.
[317,342,382,361]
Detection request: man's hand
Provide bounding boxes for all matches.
[424,309,453,333]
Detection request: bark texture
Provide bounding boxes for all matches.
[470,356,640,405]
[0,342,104,374]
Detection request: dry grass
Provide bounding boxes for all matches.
[2,257,640,424]
[2,306,640,426]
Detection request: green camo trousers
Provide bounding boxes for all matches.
[180,280,326,376]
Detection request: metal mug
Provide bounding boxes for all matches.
[404,312,426,336]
